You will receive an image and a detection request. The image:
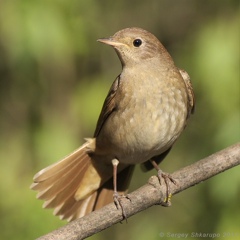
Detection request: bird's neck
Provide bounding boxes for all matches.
[121,59,173,80]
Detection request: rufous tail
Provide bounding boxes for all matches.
[30,139,134,221]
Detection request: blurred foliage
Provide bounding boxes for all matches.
[0,0,239,239]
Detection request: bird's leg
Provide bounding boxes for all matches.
[112,159,129,219]
[150,159,176,206]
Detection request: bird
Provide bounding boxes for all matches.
[30,27,195,222]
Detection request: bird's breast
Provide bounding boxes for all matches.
[96,72,188,164]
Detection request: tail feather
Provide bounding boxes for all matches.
[61,165,135,220]
[60,193,98,221]
[42,157,90,209]
[31,140,135,221]
[57,184,113,221]
[36,155,89,201]
[32,143,89,182]
[53,195,78,216]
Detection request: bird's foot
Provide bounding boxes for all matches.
[156,170,176,206]
[113,192,131,221]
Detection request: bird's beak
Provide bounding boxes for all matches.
[97,38,125,47]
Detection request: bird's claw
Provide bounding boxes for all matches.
[113,192,131,221]
[156,170,176,206]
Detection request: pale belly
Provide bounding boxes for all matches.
[96,91,187,164]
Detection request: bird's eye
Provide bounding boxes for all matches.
[133,39,142,47]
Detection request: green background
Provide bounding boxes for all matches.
[0,0,239,239]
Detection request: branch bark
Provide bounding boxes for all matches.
[37,143,240,240]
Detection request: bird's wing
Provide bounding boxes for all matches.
[179,68,195,117]
[94,75,121,137]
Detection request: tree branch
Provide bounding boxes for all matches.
[37,143,240,240]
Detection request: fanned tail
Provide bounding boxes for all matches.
[30,140,134,221]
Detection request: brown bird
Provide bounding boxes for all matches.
[31,27,195,221]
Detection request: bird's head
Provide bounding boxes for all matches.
[98,27,173,67]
